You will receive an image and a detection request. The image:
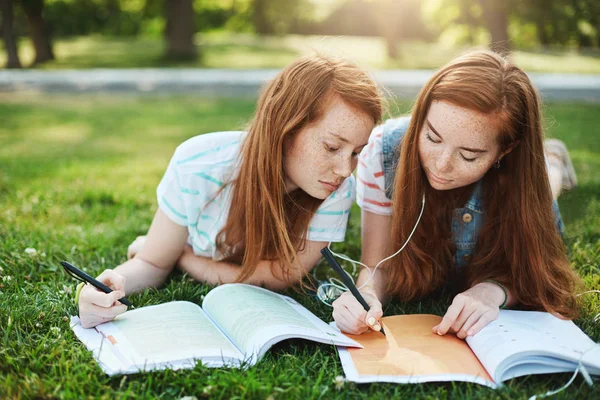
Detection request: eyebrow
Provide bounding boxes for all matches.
[329,132,368,148]
[426,119,488,153]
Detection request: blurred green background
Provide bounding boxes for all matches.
[2,0,600,72]
[2,1,600,398]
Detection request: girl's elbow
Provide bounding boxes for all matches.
[263,279,292,291]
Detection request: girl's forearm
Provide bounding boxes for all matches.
[179,253,293,291]
[356,266,390,304]
[113,257,174,294]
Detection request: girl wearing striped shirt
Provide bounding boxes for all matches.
[78,54,383,328]
[332,50,581,338]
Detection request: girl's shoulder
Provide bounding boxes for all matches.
[360,115,411,170]
[174,131,246,163]
[380,116,411,155]
[170,131,246,192]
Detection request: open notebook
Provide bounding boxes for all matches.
[71,284,360,375]
[337,311,600,388]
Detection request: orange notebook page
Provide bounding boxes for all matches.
[344,314,493,383]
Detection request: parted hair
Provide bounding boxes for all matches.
[217,54,383,285]
[387,50,581,318]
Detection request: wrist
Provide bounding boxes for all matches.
[74,282,85,316]
[182,255,213,281]
[74,282,85,305]
[178,249,200,270]
[481,280,508,308]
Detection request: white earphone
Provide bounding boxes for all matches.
[316,193,426,306]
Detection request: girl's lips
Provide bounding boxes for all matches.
[429,171,452,184]
[320,181,341,191]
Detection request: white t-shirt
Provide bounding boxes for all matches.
[157,131,355,260]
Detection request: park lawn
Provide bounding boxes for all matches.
[0,94,599,399]
[2,32,600,73]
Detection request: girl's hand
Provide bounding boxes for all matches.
[127,235,147,260]
[176,243,197,270]
[176,244,210,281]
[332,286,383,335]
[78,269,128,328]
[433,282,505,339]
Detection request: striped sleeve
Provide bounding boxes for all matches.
[356,126,393,215]
[156,147,189,226]
[307,175,355,242]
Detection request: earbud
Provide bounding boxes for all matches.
[316,193,426,306]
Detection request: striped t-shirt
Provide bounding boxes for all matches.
[157,131,355,260]
[356,125,393,215]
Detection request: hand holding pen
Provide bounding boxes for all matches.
[61,261,132,328]
[321,248,386,336]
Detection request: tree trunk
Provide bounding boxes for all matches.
[479,0,510,56]
[252,0,272,35]
[589,2,600,48]
[164,0,197,59]
[1,0,22,68]
[459,0,477,44]
[379,0,403,60]
[535,18,549,46]
[21,0,54,65]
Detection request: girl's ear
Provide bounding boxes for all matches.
[498,140,520,161]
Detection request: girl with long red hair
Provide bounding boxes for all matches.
[78,54,383,328]
[332,50,582,338]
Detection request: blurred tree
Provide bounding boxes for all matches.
[573,0,600,47]
[307,0,430,43]
[1,0,22,68]
[377,0,430,59]
[456,0,479,44]
[21,0,54,64]
[312,0,377,36]
[252,0,271,34]
[195,0,236,33]
[423,0,487,46]
[425,0,598,53]
[478,0,509,55]
[514,0,598,48]
[524,0,553,46]
[164,0,197,59]
[251,0,306,35]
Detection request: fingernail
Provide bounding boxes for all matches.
[373,324,381,331]
[436,330,442,336]
[468,330,474,336]
[367,316,376,326]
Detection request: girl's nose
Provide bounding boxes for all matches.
[334,154,354,178]
[435,151,453,173]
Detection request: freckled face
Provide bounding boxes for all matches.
[418,101,503,191]
[283,95,374,199]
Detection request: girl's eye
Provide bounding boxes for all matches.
[325,144,339,152]
[426,133,440,144]
[461,154,476,162]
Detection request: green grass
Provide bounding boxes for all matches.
[0,94,599,399]
[2,32,600,73]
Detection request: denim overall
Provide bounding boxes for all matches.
[380,117,564,269]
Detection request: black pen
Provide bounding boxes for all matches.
[61,261,133,308]
[320,247,385,336]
